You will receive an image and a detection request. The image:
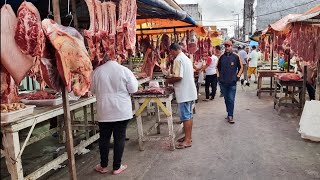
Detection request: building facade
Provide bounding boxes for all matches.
[255,0,319,30]
[243,0,255,40]
[179,4,203,25]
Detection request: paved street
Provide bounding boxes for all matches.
[44,83,320,180]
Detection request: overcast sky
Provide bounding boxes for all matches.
[176,0,245,37]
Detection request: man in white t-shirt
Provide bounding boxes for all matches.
[165,43,197,149]
[199,51,218,100]
[247,45,259,83]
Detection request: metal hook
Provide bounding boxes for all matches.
[47,0,53,19]
[5,0,7,4]
[66,12,74,26]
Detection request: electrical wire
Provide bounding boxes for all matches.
[193,0,319,22]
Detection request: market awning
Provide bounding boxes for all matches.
[262,14,301,34]
[289,5,320,23]
[136,18,205,35]
[137,0,197,25]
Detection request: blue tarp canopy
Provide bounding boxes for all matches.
[1,0,197,26]
[137,0,197,25]
[249,40,259,47]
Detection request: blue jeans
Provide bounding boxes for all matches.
[220,84,237,117]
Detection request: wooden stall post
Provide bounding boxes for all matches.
[317,62,320,100]
[302,66,307,109]
[62,88,77,180]
[270,39,274,95]
[53,0,77,179]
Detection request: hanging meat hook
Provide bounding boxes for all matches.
[47,0,54,19]
[65,0,73,26]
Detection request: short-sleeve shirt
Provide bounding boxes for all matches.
[248,50,259,67]
[238,50,248,64]
[172,52,197,103]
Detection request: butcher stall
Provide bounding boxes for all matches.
[257,5,320,112]
[0,0,201,179]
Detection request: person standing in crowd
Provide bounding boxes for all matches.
[166,43,197,149]
[238,46,248,80]
[247,45,259,83]
[296,58,317,100]
[214,45,224,97]
[199,51,218,101]
[216,40,243,124]
[91,55,138,175]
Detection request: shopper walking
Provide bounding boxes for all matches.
[247,45,259,83]
[166,43,197,149]
[91,55,138,175]
[238,46,248,80]
[217,40,243,124]
[200,51,218,101]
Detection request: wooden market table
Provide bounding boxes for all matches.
[257,69,288,98]
[273,77,306,113]
[132,91,178,151]
[1,97,97,180]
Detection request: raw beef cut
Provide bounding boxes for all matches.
[140,37,158,77]
[1,4,34,84]
[276,73,301,81]
[1,67,20,104]
[188,30,198,54]
[123,0,137,54]
[103,2,116,60]
[15,1,45,58]
[40,40,63,91]
[160,34,171,55]
[94,0,104,63]
[42,19,93,96]
[84,0,97,61]
[117,0,137,60]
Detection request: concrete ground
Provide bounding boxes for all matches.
[2,82,320,180]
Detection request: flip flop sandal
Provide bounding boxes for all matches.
[175,143,192,149]
[177,137,193,143]
[228,119,235,124]
[113,164,128,175]
[95,164,108,174]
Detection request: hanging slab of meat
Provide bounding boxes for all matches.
[100,2,109,58]
[160,34,171,55]
[116,0,128,60]
[15,1,45,58]
[40,40,63,92]
[104,2,117,60]
[1,4,34,84]
[94,0,105,63]
[141,48,156,77]
[188,30,198,54]
[42,19,93,96]
[84,0,97,61]
[123,0,137,55]
[1,67,20,104]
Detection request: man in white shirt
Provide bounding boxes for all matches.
[165,43,197,149]
[91,56,138,175]
[247,45,259,83]
[199,50,218,100]
[238,46,248,80]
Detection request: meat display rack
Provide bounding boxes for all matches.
[21,97,63,106]
[1,105,36,123]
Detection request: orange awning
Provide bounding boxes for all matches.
[262,14,301,35]
[136,18,207,36]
